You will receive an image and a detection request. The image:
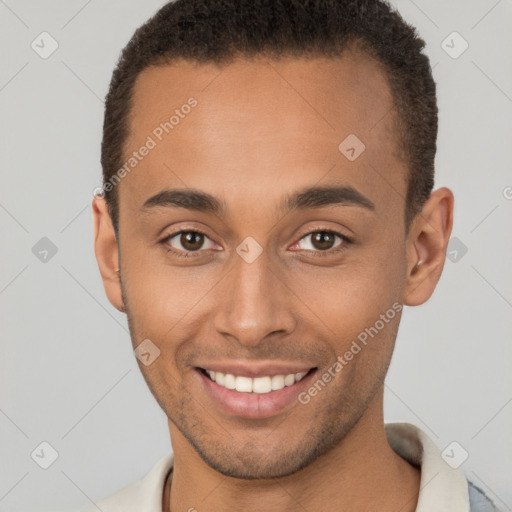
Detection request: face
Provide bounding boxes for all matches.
[94,51,448,479]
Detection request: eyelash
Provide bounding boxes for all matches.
[160,228,352,259]
[294,230,352,258]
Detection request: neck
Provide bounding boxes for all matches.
[164,387,420,512]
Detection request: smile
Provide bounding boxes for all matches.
[202,369,310,394]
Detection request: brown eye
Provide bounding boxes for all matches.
[310,232,337,250]
[165,230,217,254]
[297,231,344,252]
[179,232,204,251]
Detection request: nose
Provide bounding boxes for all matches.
[213,248,297,348]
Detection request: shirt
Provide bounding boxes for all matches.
[79,422,498,512]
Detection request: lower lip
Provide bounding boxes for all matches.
[196,368,315,419]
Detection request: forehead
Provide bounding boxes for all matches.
[120,51,405,221]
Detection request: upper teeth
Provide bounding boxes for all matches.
[205,370,309,394]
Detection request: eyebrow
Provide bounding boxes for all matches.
[140,185,375,215]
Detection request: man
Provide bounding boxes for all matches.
[88,0,498,510]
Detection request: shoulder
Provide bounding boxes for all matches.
[468,480,500,512]
[78,480,142,512]
[77,454,174,512]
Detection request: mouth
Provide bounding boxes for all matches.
[198,367,313,393]
[195,366,317,418]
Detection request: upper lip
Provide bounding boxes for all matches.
[196,361,315,378]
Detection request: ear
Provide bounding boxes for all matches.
[92,195,124,313]
[403,187,454,306]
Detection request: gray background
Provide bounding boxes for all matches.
[1,0,511,510]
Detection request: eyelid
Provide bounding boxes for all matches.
[290,228,352,253]
[297,226,352,242]
[161,227,220,254]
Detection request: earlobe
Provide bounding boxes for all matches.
[403,187,454,306]
[92,196,125,313]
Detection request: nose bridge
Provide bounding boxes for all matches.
[213,248,295,346]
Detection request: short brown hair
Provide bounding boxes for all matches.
[101,0,437,232]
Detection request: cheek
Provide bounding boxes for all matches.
[122,262,222,387]
[123,255,210,330]
[293,255,402,326]
[287,248,404,367]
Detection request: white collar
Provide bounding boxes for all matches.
[386,422,470,512]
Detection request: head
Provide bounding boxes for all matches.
[93,0,453,479]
